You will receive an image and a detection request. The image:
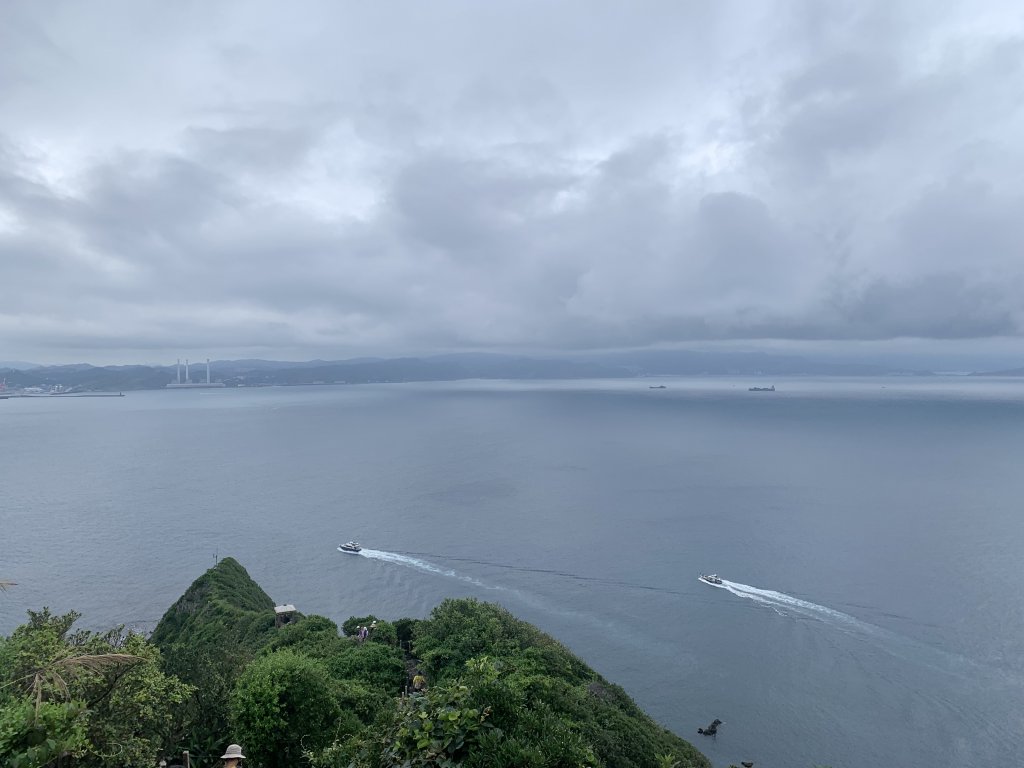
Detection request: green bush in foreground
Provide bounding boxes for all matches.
[0,609,191,768]
[230,650,343,768]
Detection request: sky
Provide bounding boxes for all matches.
[1,0,1023,367]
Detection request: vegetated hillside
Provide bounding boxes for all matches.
[151,559,709,768]
[0,363,173,391]
[406,598,711,768]
[151,558,279,762]
[219,356,632,386]
[152,557,276,650]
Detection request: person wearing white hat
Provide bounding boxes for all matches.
[220,743,245,767]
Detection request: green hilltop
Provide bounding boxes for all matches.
[151,556,277,650]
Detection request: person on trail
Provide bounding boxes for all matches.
[220,743,245,767]
[412,673,427,692]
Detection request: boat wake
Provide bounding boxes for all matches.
[399,551,687,597]
[706,577,1006,685]
[352,549,499,591]
[709,578,869,630]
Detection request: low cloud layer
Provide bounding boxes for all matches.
[2,0,1023,363]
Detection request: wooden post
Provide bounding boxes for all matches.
[183,750,190,768]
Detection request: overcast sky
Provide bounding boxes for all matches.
[2,1,1023,365]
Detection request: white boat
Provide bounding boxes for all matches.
[698,573,723,585]
[338,541,362,553]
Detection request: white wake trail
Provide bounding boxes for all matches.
[711,579,869,630]
[704,577,1005,685]
[351,549,499,590]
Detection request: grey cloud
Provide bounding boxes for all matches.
[1,0,1024,364]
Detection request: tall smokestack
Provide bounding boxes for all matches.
[177,358,181,384]
[206,359,211,384]
[185,359,190,383]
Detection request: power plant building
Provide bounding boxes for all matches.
[166,358,226,388]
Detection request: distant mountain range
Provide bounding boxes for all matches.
[0,350,967,392]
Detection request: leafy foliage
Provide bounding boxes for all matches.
[263,615,407,695]
[230,650,343,768]
[0,699,88,768]
[0,609,191,767]
[376,675,497,767]
[323,642,407,693]
[414,599,590,685]
[413,599,709,768]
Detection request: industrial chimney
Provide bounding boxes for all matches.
[206,359,211,384]
[185,359,190,383]
[176,358,181,384]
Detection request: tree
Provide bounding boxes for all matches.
[323,642,406,693]
[230,651,342,768]
[0,699,88,768]
[351,673,498,768]
[0,609,192,767]
[160,637,252,764]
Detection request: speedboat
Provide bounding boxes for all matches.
[698,573,723,585]
[338,541,362,553]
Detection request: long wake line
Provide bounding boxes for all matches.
[708,579,870,629]
[395,550,688,596]
[347,548,502,591]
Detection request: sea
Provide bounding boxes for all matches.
[2,377,1023,768]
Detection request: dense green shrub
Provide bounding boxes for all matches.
[264,615,346,659]
[323,641,407,693]
[0,609,191,768]
[230,651,342,768]
[342,615,399,647]
[413,599,709,768]
[0,699,88,768]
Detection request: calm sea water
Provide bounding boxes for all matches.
[3,378,1024,768]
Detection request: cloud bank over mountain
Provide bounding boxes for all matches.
[2,1,1023,363]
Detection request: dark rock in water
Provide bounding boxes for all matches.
[741,762,754,767]
[697,718,723,736]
